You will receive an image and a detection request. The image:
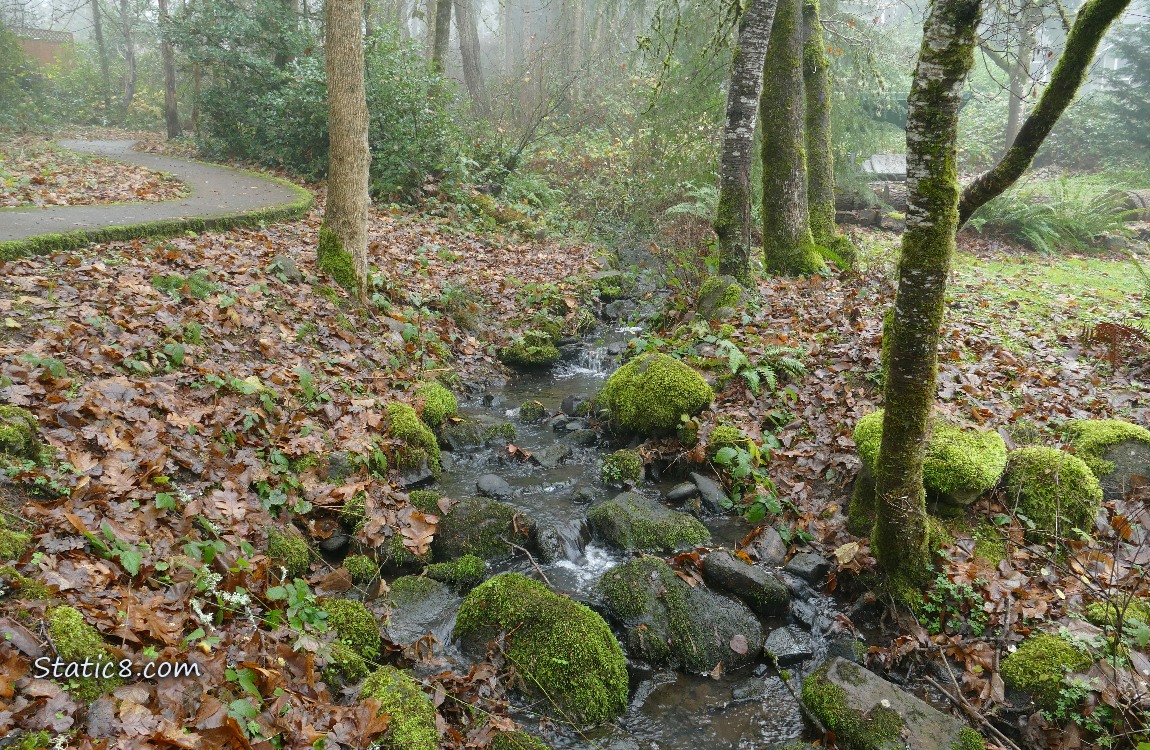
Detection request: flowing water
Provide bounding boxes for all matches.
[423,324,843,749]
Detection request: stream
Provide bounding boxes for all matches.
[413,317,848,749]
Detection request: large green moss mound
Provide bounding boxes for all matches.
[454,573,628,725]
[321,598,381,660]
[0,405,40,459]
[386,402,441,473]
[587,492,710,553]
[358,666,438,750]
[1000,633,1090,707]
[433,497,534,562]
[267,527,311,578]
[1003,447,1102,537]
[1065,419,1150,478]
[854,410,1006,505]
[47,606,122,702]
[500,330,561,370]
[596,352,713,435]
[415,381,457,427]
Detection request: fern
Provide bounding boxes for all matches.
[716,341,807,396]
[664,183,720,220]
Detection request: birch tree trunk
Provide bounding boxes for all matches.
[872,0,982,586]
[802,0,841,253]
[321,0,371,297]
[158,0,181,139]
[431,0,452,72]
[714,0,778,283]
[454,0,486,112]
[90,0,111,116]
[760,0,825,276]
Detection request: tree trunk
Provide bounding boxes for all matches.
[158,0,181,139]
[760,0,825,276]
[1004,5,1039,150]
[802,0,837,248]
[959,0,1132,224]
[714,0,778,283]
[872,0,982,587]
[322,0,371,296]
[431,0,451,71]
[119,0,137,118]
[91,0,111,116]
[424,0,436,58]
[454,0,486,112]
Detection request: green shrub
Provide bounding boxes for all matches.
[600,449,643,485]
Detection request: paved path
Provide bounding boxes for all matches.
[0,140,306,242]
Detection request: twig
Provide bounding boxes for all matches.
[926,673,1022,750]
[502,537,551,586]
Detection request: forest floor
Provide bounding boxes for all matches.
[0,136,1148,748]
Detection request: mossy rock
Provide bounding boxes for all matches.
[1085,599,1150,630]
[490,731,551,750]
[381,531,432,573]
[597,557,762,672]
[343,554,379,585]
[0,522,31,562]
[386,402,441,473]
[697,275,743,319]
[358,666,438,750]
[385,575,458,645]
[415,381,457,428]
[0,405,40,459]
[531,314,564,342]
[47,606,122,702]
[1000,633,1090,708]
[519,399,548,423]
[323,641,370,687]
[854,410,1006,507]
[600,449,642,486]
[0,565,51,599]
[500,330,561,370]
[1065,419,1150,501]
[1002,447,1102,539]
[455,573,628,725]
[595,352,713,435]
[321,598,382,660]
[408,489,443,514]
[267,527,311,579]
[587,492,710,552]
[433,497,535,562]
[425,554,487,591]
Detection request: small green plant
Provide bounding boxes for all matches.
[84,521,148,576]
[920,572,989,637]
[265,578,329,639]
[152,269,219,300]
[712,436,783,523]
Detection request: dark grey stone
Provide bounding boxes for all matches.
[532,443,573,469]
[548,415,573,431]
[476,474,513,500]
[784,551,831,584]
[665,482,699,503]
[763,626,814,666]
[702,549,789,616]
[745,527,788,567]
[267,254,304,283]
[570,429,598,447]
[397,462,434,488]
[563,419,590,431]
[317,532,350,554]
[561,395,588,416]
[326,451,355,483]
[385,578,457,646]
[531,524,567,564]
[827,637,869,665]
[1098,439,1150,502]
[790,600,817,629]
[607,341,627,356]
[689,472,730,514]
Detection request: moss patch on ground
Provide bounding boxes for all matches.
[358,666,438,750]
[47,606,122,702]
[0,405,40,459]
[267,527,311,578]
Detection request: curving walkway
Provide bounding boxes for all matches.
[0,140,311,252]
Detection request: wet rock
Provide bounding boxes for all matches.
[531,443,573,469]
[607,341,627,356]
[570,428,598,446]
[790,600,817,629]
[563,418,590,431]
[548,415,573,431]
[397,461,434,488]
[267,254,304,283]
[827,637,868,665]
[745,527,788,567]
[602,301,628,320]
[561,395,588,416]
[702,550,788,616]
[785,552,830,584]
[570,486,600,504]
[802,658,976,750]
[531,524,568,563]
[763,626,814,666]
[598,557,763,672]
[317,532,350,554]
[587,492,710,553]
[433,497,534,562]
[689,472,730,514]
[385,576,457,646]
[665,482,699,504]
[476,474,514,500]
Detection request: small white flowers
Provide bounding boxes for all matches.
[880,699,892,709]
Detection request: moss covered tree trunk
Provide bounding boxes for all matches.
[714,0,778,283]
[958,0,1132,224]
[872,0,981,586]
[321,0,371,296]
[802,0,836,248]
[431,0,452,72]
[454,0,486,113]
[760,0,825,276]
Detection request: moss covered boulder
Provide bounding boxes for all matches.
[358,666,438,750]
[386,402,442,474]
[1003,447,1102,538]
[47,606,122,702]
[267,527,311,579]
[1000,633,1090,708]
[415,381,457,428]
[587,492,710,553]
[802,658,982,750]
[0,405,40,459]
[342,554,378,585]
[1065,419,1150,501]
[600,449,643,486]
[850,410,1006,530]
[455,573,628,725]
[697,275,743,319]
[433,497,535,562]
[321,598,382,660]
[595,352,713,435]
[597,557,762,672]
[385,575,458,646]
[500,330,561,370]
